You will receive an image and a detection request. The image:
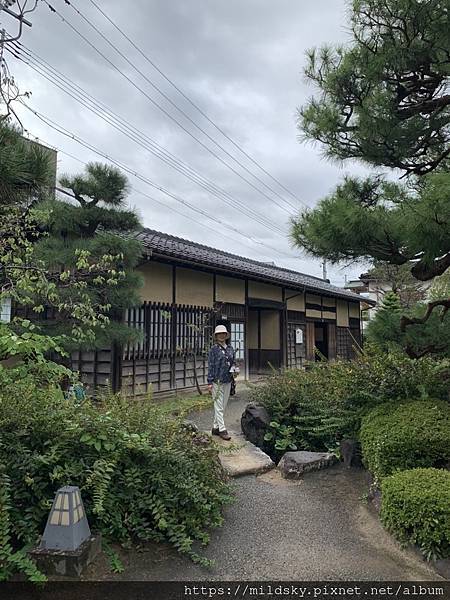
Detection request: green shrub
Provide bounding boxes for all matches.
[0,365,233,581]
[381,468,450,560]
[360,399,450,481]
[251,349,449,455]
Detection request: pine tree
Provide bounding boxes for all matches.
[380,292,402,313]
[34,162,144,347]
[293,0,450,358]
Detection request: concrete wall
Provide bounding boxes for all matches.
[337,299,349,327]
[216,275,245,304]
[349,301,360,319]
[286,289,305,312]
[322,296,336,320]
[260,311,280,349]
[305,293,322,319]
[176,267,214,307]
[138,262,173,303]
[248,280,282,302]
[248,310,259,349]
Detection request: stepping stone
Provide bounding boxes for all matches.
[210,430,275,477]
[278,451,337,479]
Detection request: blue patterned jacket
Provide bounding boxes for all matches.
[207,343,235,384]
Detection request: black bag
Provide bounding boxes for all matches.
[230,378,236,396]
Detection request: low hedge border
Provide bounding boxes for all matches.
[381,468,450,561]
[360,399,450,482]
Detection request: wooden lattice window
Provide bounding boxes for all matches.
[124,302,214,360]
[230,321,245,360]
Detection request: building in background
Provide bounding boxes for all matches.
[72,229,374,396]
[344,271,432,329]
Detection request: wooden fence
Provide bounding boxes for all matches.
[121,302,215,395]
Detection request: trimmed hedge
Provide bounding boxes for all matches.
[381,468,450,560]
[360,399,450,481]
[250,350,450,455]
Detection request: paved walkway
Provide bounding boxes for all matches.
[85,389,441,581]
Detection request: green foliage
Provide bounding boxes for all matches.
[380,291,401,312]
[31,162,143,347]
[290,172,450,281]
[251,349,450,456]
[264,421,298,454]
[366,298,450,358]
[0,470,46,582]
[0,319,66,362]
[1,124,142,346]
[381,468,450,560]
[299,0,450,175]
[102,540,125,574]
[429,270,450,302]
[0,365,233,580]
[59,163,129,208]
[0,122,54,207]
[360,400,450,482]
[294,0,450,359]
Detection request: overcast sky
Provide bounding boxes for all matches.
[5,0,371,285]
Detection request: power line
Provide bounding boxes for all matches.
[7,41,287,237]
[85,0,303,207]
[20,101,301,260]
[42,0,300,216]
[62,0,302,213]
[27,133,261,252]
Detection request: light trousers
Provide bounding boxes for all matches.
[212,381,232,432]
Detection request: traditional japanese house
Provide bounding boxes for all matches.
[71,229,373,396]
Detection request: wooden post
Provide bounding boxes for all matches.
[244,279,249,381]
[281,288,287,370]
[306,322,315,362]
[328,323,337,361]
[170,304,177,390]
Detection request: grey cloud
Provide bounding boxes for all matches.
[7,0,371,281]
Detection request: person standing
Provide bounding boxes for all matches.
[207,324,235,441]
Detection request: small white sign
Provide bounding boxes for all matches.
[295,327,303,344]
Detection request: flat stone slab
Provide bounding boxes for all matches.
[211,430,275,477]
[278,451,337,479]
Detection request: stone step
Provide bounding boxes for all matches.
[208,430,275,477]
[278,450,337,479]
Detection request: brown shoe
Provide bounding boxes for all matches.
[218,430,231,441]
[211,428,220,436]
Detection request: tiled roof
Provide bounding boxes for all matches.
[134,228,371,303]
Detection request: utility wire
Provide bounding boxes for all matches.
[85,0,303,207]
[62,0,301,213]
[42,0,298,215]
[8,42,287,236]
[20,101,301,259]
[28,133,262,252]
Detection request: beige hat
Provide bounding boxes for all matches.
[214,324,230,338]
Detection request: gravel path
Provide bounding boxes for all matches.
[85,388,440,581]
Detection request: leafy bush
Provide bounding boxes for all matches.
[360,399,450,481]
[251,349,449,456]
[381,468,450,560]
[0,365,232,581]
